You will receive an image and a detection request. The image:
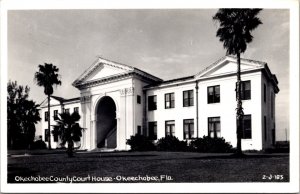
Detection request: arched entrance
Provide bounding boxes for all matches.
[96,96,117,149]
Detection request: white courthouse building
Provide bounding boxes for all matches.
[39,55,279,151]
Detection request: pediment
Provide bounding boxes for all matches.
[40,96,62,108]
[84,64,129,82]
[73,57,134,85]
[196,56,266,78]
[73,57,163,88]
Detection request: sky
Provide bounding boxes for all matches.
[7,9,290,140]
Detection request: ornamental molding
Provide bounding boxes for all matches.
[78,61,133,84]
[120,87,134,96]
[72,57,162,89]
[77,72,134,90]
[73,57,134,87]
[80,95,91,103]
[75,71,161,90]
[195,55,266,78]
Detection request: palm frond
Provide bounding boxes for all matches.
[213,9,262,54]
[34,63,62,95]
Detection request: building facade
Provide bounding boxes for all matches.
[39,56,279,151]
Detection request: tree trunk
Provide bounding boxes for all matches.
[67,140,74,157]
[48,95,52,149]
[236,52,244,155]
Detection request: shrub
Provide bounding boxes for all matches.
[126,134,156,151]
[156,136,187,151]
[30,139,47,150]
[190,136,233,153]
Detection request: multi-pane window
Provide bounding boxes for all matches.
[165,120,175,137]
[183,119,194,139]
[237,81,251,100]
[271,92,274,119]
[137,95,141,104]
[208,117,221,138]
[45,111,49,121]
[264,116,267,140]
[183,90,194,107]
[242,115,252,139]
[148,95,157,111]
[207,85,220,104]
[272,128,275,145]
[137,126,142,135]
[44,129,49,142]
[53,110,58,120]
[165,93,175,109]
[64,108,70,114]
[74,107,79,113]
[53,126,59,142]
[148,121,157,140]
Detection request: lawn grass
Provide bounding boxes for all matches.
[7,151,289,183]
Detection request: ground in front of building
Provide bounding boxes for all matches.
[7,151,289,183]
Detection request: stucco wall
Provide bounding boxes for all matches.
[261,74,276,149]
[40,98,81,148]
[37,57,278,152]
[80,78,135,150]
[146,71,264,150]
[198,72,263,150]
[133,78,148,136]
[146,82,196,140]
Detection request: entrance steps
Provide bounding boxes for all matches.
[90,148,116,152]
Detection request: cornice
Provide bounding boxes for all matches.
[195,55,266,78]
[75,72,133,89]
[73,57,162,88]
[144,69,263,91]
[75,71,161,90]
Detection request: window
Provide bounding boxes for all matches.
[137,126,142,135]
[45,111,49,121]
[44,129,49,142]
[208,117,221,138]
[53,126,59,142]
[237,81,251,100]
[207,85,220,104]
[64,108,70,114]
[264,116,267,140]
[165,93,175,109]
[165,120,175,137]
[148,122,157,140]
[242,115,252,139]
[74,107,79,113]
[137,95,141,104]
[53,110,58,120]
[264,84,266,102]
[148,95,157,110]
[271,92,274,119]
[183,119,194,139]
[183,90,194,107]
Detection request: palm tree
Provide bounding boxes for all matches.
[213,9,262,155]
[54,111,83,157]
[34,63,61,149]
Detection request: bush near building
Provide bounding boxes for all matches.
[126,135,234,153]
[156,136,188,151]
[30,139,47,150]
[190,136,234,153]
[126,134,156,151]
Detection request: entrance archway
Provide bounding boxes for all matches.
[96,96,117,148]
